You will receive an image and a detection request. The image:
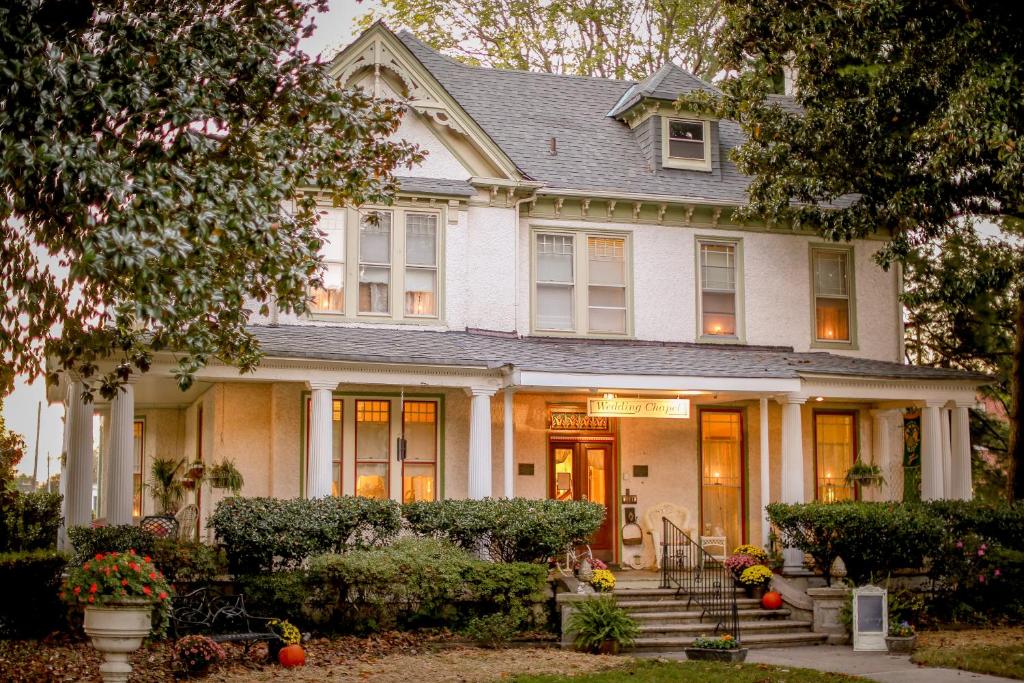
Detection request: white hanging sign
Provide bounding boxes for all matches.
[587,397,690,419]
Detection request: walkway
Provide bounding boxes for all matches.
[746,645,1016,683]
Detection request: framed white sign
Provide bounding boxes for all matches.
[852,585,888,651]
[587,397,690,419]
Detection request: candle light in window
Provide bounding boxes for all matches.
[711,324,723,334]
[824,327,835,339]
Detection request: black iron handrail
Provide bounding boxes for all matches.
[660,516,739,641]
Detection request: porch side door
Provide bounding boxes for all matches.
[549,441,614,557]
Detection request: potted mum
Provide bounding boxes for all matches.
[738,564,773,599]
[61,550,172,682]
[590,568,616,593]
[173,635,225,677]
[885,621,917,653]
[685,633,747,663]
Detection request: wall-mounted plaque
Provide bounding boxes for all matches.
[518,463,535,476]
[633,465,649,477]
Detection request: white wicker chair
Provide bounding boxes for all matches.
[175,503,198,542]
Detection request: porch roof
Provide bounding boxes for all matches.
[247,325,987,384]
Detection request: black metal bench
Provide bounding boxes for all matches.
[171,587,283,651]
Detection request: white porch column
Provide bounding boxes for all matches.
[778,395,807,572]
[940,407,953,498]
[306,381,336,499]
[468,387,496,499]
[950,401,973,500]
[921,400,945,500]
[869,409,902,501]
[759,397,771,547]
[105,380,136,525]
[65,379,95,531]
[503,388,515,499]
[57,385,73,551]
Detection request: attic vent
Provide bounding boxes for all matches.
[549,137,557,156]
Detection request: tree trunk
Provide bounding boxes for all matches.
[1011,286,1024,501]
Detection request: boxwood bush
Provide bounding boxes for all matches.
[402,498,605,563]
[304,538,549,633]
[0,491,61,551]
[67,524,156,565]
[0,549,68,638]
[209,496,401,572]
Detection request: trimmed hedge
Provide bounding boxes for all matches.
[304,538,549,633]
[209,496,401,573]
[402,498,606,563]
[0,491,61,552]
[0,550,68,638]
[67,525,156,565]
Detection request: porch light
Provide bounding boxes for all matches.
[603,393,616,399]
[815,396,825,402]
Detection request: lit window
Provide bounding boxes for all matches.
[358,211,392,314]
[402,401,437,502]
[699,241,738,337]
[700,411,745,551]
[356,400,390,499]
[405,213,438,317]
[812,248,852,342]
[534,231,630,335]
[815,413,856,502]
[310,208,345,313]
[132,421,144,517]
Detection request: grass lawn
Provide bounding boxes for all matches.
[911,627,1024,680]
[512,659,864,683]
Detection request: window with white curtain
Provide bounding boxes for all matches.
[698,240,742,339]
[309,206,442,321]
[812,247,854,343]
[534,231,630,335]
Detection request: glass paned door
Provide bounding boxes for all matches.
[815,412,856,501]
[549,441,613,556]
[700,410,745,552]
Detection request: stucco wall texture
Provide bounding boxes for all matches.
[142,383,891,563]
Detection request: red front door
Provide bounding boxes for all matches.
[549,441,614,560]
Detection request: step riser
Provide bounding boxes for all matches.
[639,625,811,637]
[628,611,792,623]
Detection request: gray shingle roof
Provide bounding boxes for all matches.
[395,31,754,203]
[248,325,987,383]
[396,176,475,197]
[607,63,721,118]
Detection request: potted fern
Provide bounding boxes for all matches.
[146,458,185,516]
[844,460,886,489]
[207,459,244,494]
[567,596,639,654]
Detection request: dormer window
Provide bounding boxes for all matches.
[662,117,711,171]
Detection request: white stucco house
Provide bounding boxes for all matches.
[54,23,986,569]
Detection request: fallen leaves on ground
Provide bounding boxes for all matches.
[0,631,618,682]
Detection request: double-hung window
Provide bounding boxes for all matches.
[309,206,443,321]
[533,230,630,335]
[811,247,854,344]
[698,239,742,339]
[662,117,712,170]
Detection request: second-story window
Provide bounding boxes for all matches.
[812,247,854,343]
[309,206,442,321]
[698,240,741,339]
[534,230,630,336]
[662,117,711,170]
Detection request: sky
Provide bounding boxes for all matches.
[2,0,377,478]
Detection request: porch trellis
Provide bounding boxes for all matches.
[660,516,740,642]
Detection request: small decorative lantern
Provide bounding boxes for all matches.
[852,585,888,651]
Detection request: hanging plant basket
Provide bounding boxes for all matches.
[185,461,205,480]
[844,460,886,488]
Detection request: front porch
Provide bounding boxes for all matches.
[52,327,983,562]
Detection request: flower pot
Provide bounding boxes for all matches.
[745,585,766,600]
[684,647,748,663]
[597,639,621,655]
[885,635,917,654]
[83,602,154,683]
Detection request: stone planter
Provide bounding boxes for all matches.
[684,647,748,663]
[885,635,917,654]
[83,601,154,683]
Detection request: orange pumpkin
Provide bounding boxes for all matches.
[278,644,305,668]
[761,590,783,610]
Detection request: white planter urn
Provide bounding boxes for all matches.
[83,602,153,683]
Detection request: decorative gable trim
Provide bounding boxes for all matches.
[329,23,524,181]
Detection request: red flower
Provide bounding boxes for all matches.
[89,583,98,594]
[121,579,129,586]
[72,586,81,595]
[143,556,151,563]
[94,554,104,561]
[143,585,152,595]
[87,596,94,603]
[129,562,140,572]
[128,549,136,555]
[158,592,168,600]
[83,562,90,570]
[149,572,157,580]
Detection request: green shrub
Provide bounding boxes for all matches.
[463,608,526,648]
[67,525,156,565]
[306,537,549,634]
[0,491,61,551]
[766,502,941,584]
[402,498,605,563]
[236,571,309,625]
[208,496,401,572]
[923,500,1024,550]
[567,596,639,653]
[0,550,68,638]
[150,539,226,586]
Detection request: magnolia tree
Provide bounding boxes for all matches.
[683,0,1024,498]
[0,0,422,399]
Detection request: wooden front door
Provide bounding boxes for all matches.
[549,441,614,559]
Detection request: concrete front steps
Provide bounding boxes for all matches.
[613,586,827,651]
